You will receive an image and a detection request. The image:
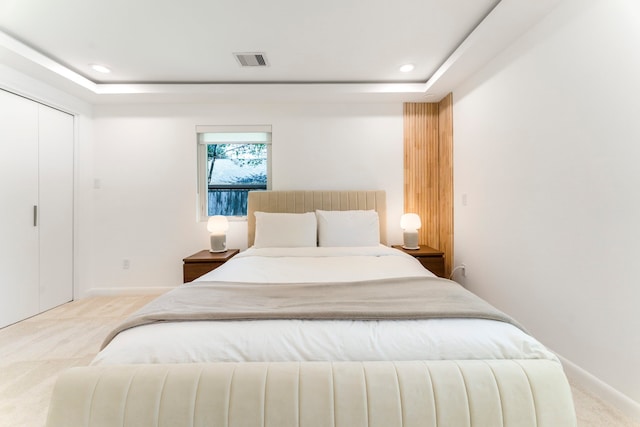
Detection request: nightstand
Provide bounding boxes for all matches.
[182,249,240,282]
[391,245,445,278]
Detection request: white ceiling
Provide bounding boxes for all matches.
[0,0,562,104]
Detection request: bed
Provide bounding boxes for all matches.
[46,191,577,427]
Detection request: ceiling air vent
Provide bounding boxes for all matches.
[234,52,268,67]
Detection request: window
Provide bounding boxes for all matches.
[197,125,271,218]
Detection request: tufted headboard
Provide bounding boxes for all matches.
[247,190,387,246]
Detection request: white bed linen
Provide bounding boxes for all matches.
[197,245,436,283]
[92,246,558,365]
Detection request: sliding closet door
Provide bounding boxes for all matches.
[0,90,40,328]
[38,105,73,312]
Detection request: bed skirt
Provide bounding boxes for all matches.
[46,359,576,427]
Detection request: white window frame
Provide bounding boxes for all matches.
[196,125,272,220]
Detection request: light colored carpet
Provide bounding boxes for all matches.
[0,295,638,427]
[571,382,640,427]
[0,295,157,427]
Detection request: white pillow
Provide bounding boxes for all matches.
[253,212,317,248]
[316,210,380,247]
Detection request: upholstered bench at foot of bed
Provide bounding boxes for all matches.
[46,359,576,427]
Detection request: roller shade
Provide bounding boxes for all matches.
[197,125,272,144]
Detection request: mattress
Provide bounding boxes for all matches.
[92,246,557,366]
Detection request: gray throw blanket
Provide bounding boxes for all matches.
[101,276,526,350]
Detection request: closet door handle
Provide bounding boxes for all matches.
[33,205,38,227]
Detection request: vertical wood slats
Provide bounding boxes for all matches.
[403,95,453,277]
[438,94,454,278]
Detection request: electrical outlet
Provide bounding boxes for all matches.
[461,263,466,277]
[122,259,130,270]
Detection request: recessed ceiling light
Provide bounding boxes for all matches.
[399,64,415,73]
[90,64,111,73]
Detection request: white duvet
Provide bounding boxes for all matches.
[199,245,436,283]
[92,246,557,365]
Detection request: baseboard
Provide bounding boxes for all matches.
[559,355,640,422]
[81,287,173,298]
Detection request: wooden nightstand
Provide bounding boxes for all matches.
[182,249,239,282]
[391,245,445,278]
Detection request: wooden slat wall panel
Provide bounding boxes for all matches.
[404,96,454,277]
[403,103,439,249]
[438,93,454,278]
[404,103,423,238]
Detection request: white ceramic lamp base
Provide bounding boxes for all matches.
[209,234,227,253]
[402,231,419,250]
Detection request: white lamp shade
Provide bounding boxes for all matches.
[207,215,229,234]
[400,213,421,231]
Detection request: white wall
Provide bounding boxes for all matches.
[453,0,640,409]
[85,102,404,294]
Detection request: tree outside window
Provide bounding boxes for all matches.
[206,143,268,216]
